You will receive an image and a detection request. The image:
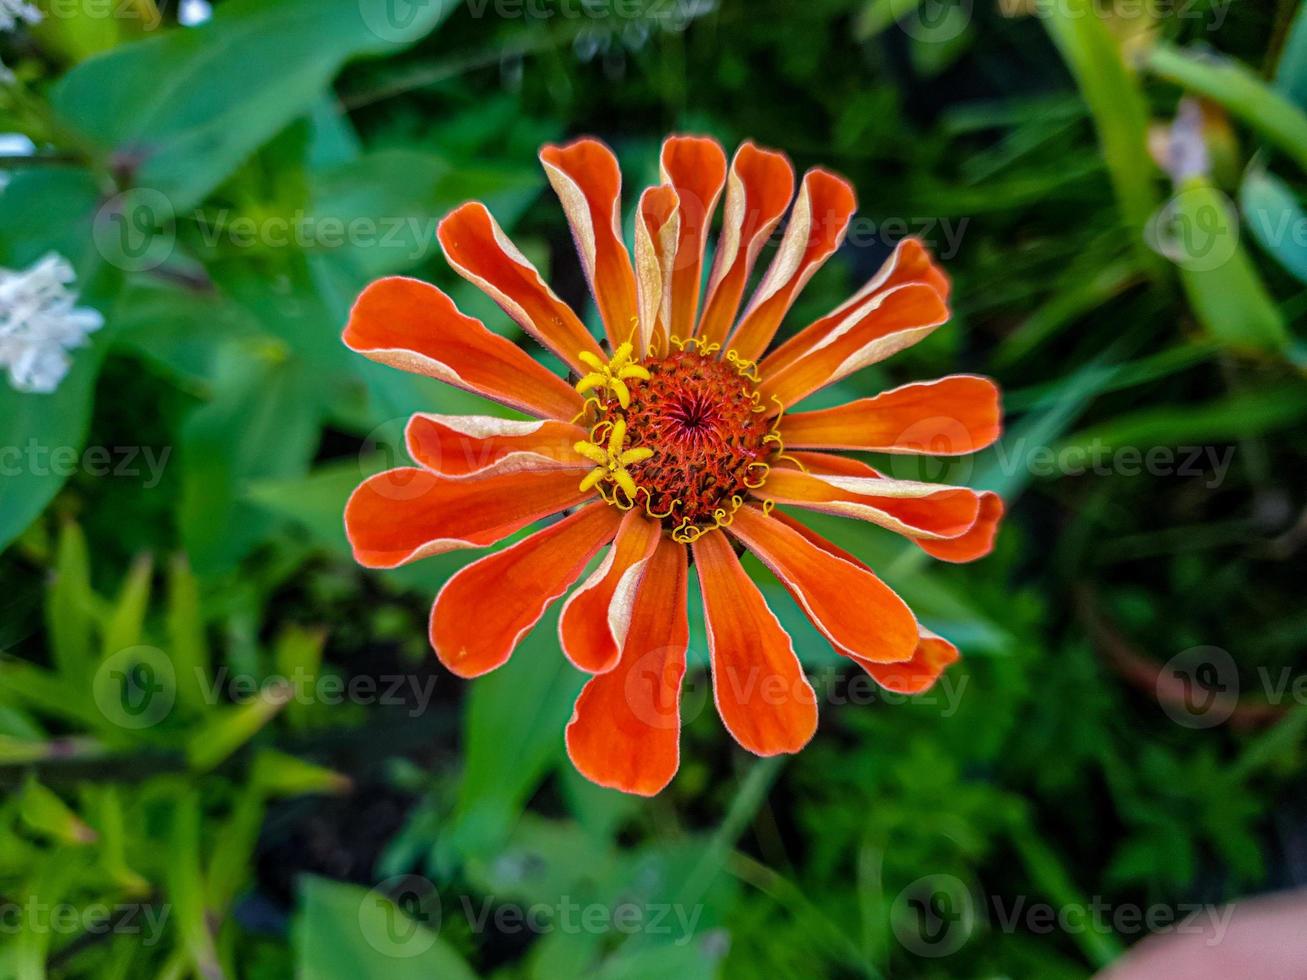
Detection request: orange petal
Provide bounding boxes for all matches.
[405,414,589,478]
[565,535,688,796]
[344,466,587,569]
[696,142,795,346]
[760,468,981,541]
[915,491,1004,563]
[430,504,620,678]
[692,530,817,755]
[727,505,917,664]
[343,277,584,421]
[779,376,1001,455]
[540,138,639,349]
[855,628,960,694]
[768,511,962,692]
[781,450,883,478]
[633,184,680,356]
[659,135,728,339]
[558,510,663,673]
[437,202,604,375]
[762,238,950,380]
[778,454,1002,563]
[759,284,950,410]
[726,168,857,363]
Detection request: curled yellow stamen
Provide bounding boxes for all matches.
[574,342,651,409]
[574,415,653,500]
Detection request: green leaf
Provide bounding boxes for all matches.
[51,0,454,212]
[0,658,102,729]
[1241,163,1307,283]
[1057,383,1307,453]
[437,606,585,870]
[272,625,326,731]
[1167,176,1288,353]
[91,785,150,895]
[178,342,321,575]
[1147,42,1307,173]
[1275,1,1307,110]
[47,521,96,681]
[205,783,265,913]
[101,553,154,659]
[18,777,98,846]
[245,456,472,596]
[168,792,221,979]
[295,876,478,980]
[0,169,117,553]
[251,747,352,797]
[310,149,539,278]
[113,278,263,387]
[185,682,292,772]
[1039,0,1163,277]
[166,553,211,715]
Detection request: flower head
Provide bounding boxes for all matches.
[343,136,1003,795]
[0,253,103,394]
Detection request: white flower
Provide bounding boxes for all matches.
[0,254,103,394]
[0,0,42,32]
[178,0,212,27]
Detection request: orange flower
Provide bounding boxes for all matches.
[343,136,1003,796]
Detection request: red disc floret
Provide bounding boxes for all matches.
[606,348,773,529]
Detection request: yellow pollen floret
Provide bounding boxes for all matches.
[574,342,651,409]
[573,416,653,501]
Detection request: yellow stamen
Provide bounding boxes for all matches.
[572,342,648,408]
[573,414,653,500]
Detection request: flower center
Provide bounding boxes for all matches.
[576,341,779,541]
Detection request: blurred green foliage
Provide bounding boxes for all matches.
[1,0,1305,976]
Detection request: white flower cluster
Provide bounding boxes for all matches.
[0,0,42,82]
[0,0,41,32]
[0,254,103,394]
